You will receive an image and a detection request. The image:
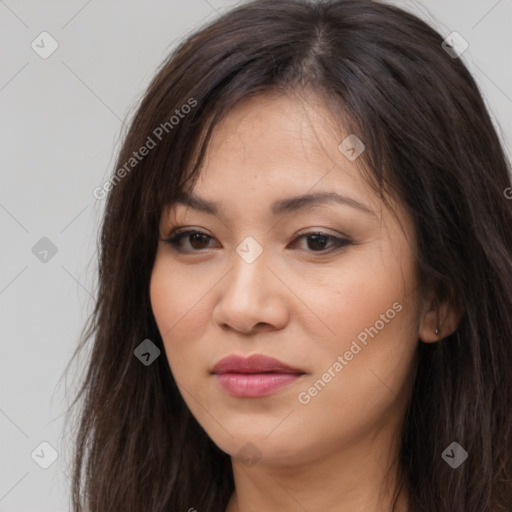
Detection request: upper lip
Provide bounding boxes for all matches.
[211,354,305,374]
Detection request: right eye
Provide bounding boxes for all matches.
[163,229,219,253]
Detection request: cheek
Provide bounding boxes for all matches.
[293,242,417,352]
[294,243,420,408]
[287,268,418,460]
[149,255,214,369]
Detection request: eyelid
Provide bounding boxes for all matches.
[294,227,350,239]
[165,226,210,238]
[164,225,348,240]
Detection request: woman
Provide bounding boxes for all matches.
[65,1,512,510]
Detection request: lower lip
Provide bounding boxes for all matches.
[215,372,303,397]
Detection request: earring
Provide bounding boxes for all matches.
[435,327,440,336]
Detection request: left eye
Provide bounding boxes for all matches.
[163,230,350,254]
[291,232,351,253]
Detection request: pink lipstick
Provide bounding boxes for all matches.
[211,354,305,398]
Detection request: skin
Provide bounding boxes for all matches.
[150,90,462,512]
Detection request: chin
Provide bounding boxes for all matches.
[208,428,304,467]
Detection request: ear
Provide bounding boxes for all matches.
[418,285,464,343]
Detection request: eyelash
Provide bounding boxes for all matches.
[163,229,351,255]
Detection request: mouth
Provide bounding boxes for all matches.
[211,354,306,398]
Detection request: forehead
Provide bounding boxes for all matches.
[191,91,373,205]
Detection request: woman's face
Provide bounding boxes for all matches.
[150,91,423,466]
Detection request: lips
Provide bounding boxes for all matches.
[211,354,304,375]
[211,354,305,398]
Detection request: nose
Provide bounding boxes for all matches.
[212,250,289,334]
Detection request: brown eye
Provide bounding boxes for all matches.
[164,230,217,252]
[306,233,330,251]
[188,232,212,250]
[291,232,351,254]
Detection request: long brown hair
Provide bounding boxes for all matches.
[65,1,512,510]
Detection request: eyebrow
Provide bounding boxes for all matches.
[174,191,375,217]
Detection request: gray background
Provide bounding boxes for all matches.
[1,1,511,510]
